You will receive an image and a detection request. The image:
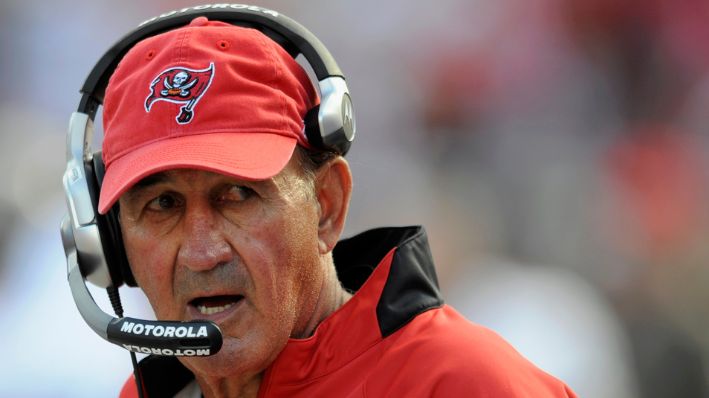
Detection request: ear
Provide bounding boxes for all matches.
[315,157,352,254]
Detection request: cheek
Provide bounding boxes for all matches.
[122,224,178,317]
[243,204,321,318]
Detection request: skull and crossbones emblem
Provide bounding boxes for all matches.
[161,71,198,97]
[145,62,215,124]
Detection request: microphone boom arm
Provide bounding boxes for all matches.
[62,216,223,356]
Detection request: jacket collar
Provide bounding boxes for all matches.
[264,225,443,386]
[333,225,444,337]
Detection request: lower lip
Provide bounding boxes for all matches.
[187,297,245,324]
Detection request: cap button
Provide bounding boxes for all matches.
[189,16,209,27]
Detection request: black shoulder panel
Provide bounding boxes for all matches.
[375,227,444,337]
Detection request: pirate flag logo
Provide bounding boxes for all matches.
[144,63,215,124]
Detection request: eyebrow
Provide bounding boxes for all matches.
[124,172,170,198]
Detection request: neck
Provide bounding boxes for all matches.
[199,376,261,398]
[295,258,353,339]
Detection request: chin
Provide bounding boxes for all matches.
[179,335,276,380]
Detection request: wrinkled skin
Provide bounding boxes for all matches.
[118,154,353,397]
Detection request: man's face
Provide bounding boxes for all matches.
[118,156,324,379]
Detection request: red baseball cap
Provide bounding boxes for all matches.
[98,16,318,214]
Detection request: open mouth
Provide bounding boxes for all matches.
[190,295,244,316]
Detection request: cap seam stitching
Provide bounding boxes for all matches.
[173,27,189,137]
[256,32,289,143]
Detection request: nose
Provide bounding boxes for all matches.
[177,202,233,272]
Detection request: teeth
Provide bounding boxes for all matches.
[197,303,233,315]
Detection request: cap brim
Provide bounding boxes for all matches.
[98,132,297,214]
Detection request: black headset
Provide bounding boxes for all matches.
[60,4,355,357]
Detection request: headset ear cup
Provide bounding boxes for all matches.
[303,78,355,155]
[91,153,137,287]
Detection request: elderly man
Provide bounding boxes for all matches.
[64,6,577,398]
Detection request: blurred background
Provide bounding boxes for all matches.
[1,0,708,396]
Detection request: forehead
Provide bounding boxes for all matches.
[118,150,310,204]
[130,169,239,189]
[124,170,267,201]
[125,154,307,194]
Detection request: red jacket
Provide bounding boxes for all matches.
[122,226,577,397]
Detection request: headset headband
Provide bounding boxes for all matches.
[78,3,354,154]
[82,5,343,99]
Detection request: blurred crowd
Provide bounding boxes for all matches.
[1,0,708,397]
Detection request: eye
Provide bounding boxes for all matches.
[146,193,183,212]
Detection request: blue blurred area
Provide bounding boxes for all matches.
[1,1,708,397]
